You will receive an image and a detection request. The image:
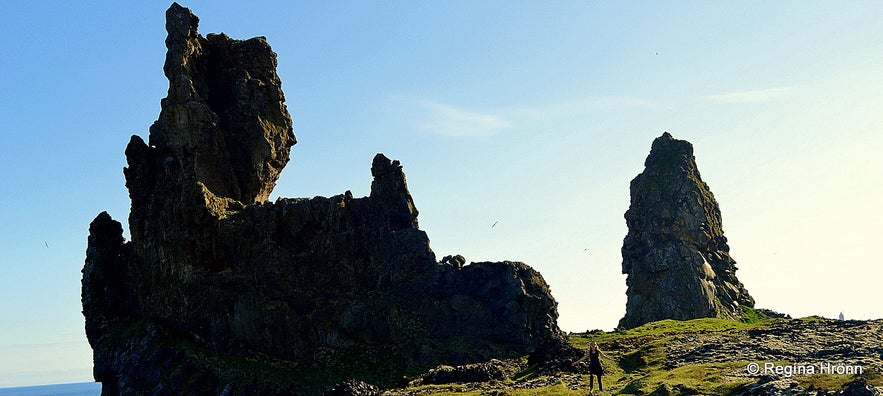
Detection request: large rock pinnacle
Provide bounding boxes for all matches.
[146,2,295,206]
[82,4,570,395]
[618,132,754,330]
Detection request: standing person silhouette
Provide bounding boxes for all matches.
[572,341,612,393]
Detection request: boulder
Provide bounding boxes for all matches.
[837,378,880,396]
[418,361,507,385]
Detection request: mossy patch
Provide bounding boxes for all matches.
[616,361,752,395]
[739,305,771,324]
[798,315,832,323]
[571,317,760,350]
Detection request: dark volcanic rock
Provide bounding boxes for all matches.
[618,132,754,329]
[418,361,507,385]
[741,377,807,396]
[82,4,569,395]
[323,380,382,396]
[742,376,881,396]
[837,378,881,396]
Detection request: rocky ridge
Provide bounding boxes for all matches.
[619,132,754,329]
[81,4,570,395]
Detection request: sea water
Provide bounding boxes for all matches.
[0,382,100,396]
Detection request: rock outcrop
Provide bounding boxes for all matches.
[82,4,569,395]
[618,132,754,329]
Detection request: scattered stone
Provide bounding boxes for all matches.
[742,378,807,395]
[757,308,791,319]
[665,319,883,373]
[323,380,382,396]
[619,132,754,329]
[836,378,880,396]
[440,254,466,269]
[418,361,506,385]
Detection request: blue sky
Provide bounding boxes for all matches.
[1,1,882,387]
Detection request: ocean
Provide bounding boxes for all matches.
[0,383,100,396]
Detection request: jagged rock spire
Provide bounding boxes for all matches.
[133,2,296,205]
[370,153,419,230]
[619,132,754,329]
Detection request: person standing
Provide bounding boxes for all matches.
[572,341,613,393]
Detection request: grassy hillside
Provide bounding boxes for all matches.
[386,311,882,395]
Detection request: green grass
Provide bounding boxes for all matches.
[400,383,478,395]
[612,360,753,395]
[798,315,832,323]
[562,317,770,395]
[797,373,875,392]
[388,312,881,395]
[570,315,769,350]
[586,319,756,394]
[511,383,583,395]
[738,305,769,324]
[355,314,882,395]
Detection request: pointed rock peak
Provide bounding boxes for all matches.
[650,131,690,151]
[88,211,125,248]
[166,3,198,35]
[619,133,753,329]
[162,4,200,104]
[644,132,695,173]
[370,153,419,229]
[131,3,295,204]
[371,153,401,178]
[370,153,408,197]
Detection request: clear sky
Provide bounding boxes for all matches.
[1,1,881,387]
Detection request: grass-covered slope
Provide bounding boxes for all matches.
[388,310,882,395]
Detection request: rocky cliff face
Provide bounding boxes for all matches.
[82,4,569,395]
[618,132,754,330]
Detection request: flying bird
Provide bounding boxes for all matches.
[44,241,49,248]
[491,221,498,229]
